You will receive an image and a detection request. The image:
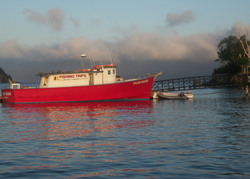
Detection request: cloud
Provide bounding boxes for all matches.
[166,10,194,26]
[0,33,218,82]
[70,16,79,27]
[23,9,47,24]
[0,38,111,62]
[112,32,218,62]
[46,8,64,31]
[231,21,250,36]
[2,22,248,81]
[0,33,218,63]
[23,8,64,31]
[113,25,139,36]
[94,19,101,26]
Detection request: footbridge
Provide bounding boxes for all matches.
[152,75,219,92]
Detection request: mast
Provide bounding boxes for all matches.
[81,54,86,69]
[107,48,113,65]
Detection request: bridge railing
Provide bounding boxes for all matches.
[152,73,249,92]
[153,76,213,92]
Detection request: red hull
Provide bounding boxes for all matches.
[2,77,155,103]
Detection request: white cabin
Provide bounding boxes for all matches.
[39,64,117,88]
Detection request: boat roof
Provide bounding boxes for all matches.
[36,64,117,77]
[36,71,99,77]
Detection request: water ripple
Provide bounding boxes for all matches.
[1,88,250,178]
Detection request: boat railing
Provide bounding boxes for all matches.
[20,86,38,89]
[124,78,140,82]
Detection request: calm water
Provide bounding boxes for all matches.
[0,84,249,178]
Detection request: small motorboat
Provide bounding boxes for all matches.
[151,91,193,100]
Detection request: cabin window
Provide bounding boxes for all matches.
[108,70,111,75]
[113,69,115,74]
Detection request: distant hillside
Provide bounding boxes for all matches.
[0,67,12,83]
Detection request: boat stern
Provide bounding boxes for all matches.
[1,89,15,103]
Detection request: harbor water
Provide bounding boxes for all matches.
[0,83,249,178]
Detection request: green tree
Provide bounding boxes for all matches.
[238,34,250,61]
[214,35,249,75]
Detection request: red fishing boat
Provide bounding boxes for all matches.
[1,54,161,103]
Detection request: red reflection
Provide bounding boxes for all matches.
[71,168,159,178]
[2,101,153,140]
[2,101,155,174]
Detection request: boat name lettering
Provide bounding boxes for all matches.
[3,92,11,96]
[59,74,87,80]
[75,74,86,78]
[133,79,148,85]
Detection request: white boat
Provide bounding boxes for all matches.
[151,91,193,100]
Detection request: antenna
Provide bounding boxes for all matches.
[88,50,94,68]
[89,49,96,66]
[88,54,94,68]
[81,54,86,69]
[107,48,113,64]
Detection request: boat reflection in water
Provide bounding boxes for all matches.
[2,100,154,140]
[2,100,155,176]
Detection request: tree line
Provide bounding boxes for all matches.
[214,34,250,75]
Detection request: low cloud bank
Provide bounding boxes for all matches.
[0,21,249,82]
[0,32,219,62]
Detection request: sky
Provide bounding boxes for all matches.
[1,0,250,82]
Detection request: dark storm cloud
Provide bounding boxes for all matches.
[166,10,194,26]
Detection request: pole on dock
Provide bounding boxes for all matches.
[242,65,249,96]
[247,65,249,96]
[246,85,249,96]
